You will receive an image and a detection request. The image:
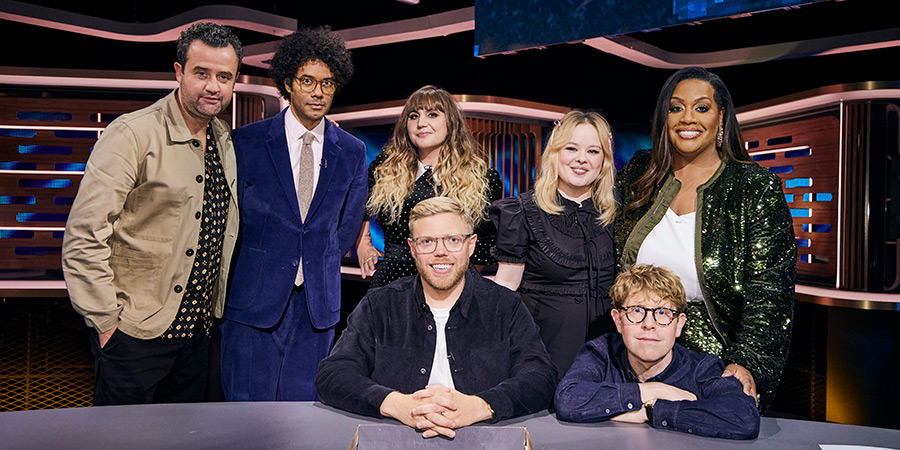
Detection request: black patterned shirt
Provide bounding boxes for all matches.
[164,123,230,339]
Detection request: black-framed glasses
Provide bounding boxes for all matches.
[409,234,472,254]
[294,76,338,94]
[618,305,680,326]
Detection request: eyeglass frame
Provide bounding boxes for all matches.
[616,305,682,327]
[408,233,474,254]
[293,75,339,94]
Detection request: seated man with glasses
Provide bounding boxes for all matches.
[554,264,760,439]
[316,197,556,439]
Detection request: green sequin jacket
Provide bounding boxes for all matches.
[615,149,796,407]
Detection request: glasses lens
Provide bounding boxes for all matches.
[296,77,313,92]
[654,308,676,326]
[625,306,646,323]
[444,235,465,252]
[321,80,337,94]
[417,238,436,253]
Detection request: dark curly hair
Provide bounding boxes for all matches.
[267,26,354,99]
[176,22,243,70]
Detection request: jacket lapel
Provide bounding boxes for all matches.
[306,120,341,220]
[266,109,301,218]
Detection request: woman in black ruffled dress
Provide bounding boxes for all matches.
[490,110,616,377]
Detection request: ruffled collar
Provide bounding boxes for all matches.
[519,191,611,269]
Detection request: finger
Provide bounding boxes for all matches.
[412,388,437,399]
[412,402,443,415]
[423,411,456,429]
[428,425,457,439]
[422,429,438,438]
[414,417,437,430]
[422,393,458,411]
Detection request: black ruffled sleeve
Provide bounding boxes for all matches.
[488,195,529,264]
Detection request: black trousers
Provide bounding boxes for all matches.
[90,328,209,406]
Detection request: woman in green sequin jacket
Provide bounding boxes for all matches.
[614,67,797,411]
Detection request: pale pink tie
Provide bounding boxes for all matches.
[295,132,314,285]
[297,132,315,221]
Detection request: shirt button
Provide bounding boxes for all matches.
[196,175,203,183]
[192,141,200,147]
[174,285,183,293]
[420,368,426,375]
[427,325,433,331]
[186,249,194,257]
[627,402,633,410]
[195,211,201,219]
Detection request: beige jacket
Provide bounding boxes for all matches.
[62,90,239,339]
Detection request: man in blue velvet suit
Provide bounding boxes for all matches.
[221,26,367,401]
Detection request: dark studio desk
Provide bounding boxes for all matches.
[2,402,899,449]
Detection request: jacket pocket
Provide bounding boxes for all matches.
[120,189,185,242]
[109,250,164,321]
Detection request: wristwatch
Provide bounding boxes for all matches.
[644,401,654,424]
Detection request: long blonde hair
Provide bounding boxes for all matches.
[367,85,491,225]
[534,110,615,226]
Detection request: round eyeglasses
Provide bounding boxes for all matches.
[617,305,680,326]
[294,76,338,95]
[409,234,472,254]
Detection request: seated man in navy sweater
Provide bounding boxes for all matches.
[554,264,759,439]
[316,197,556,439]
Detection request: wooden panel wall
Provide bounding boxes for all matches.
[468,118,543,198]
[0,94,257,276]
[742,111,841,286]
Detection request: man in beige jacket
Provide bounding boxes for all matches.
[62,22,241,405]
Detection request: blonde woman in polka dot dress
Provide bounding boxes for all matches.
[357,85,503,288]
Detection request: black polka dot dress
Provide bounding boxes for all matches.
[366,151,503,288]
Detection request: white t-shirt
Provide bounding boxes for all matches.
[636,208,705,302]
[427,304,455,389]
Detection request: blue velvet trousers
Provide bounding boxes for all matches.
[220,285,334,401]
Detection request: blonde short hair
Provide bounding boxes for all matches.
[610,264,686,311]
[408,197,474,235]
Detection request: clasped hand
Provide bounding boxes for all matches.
[380,384,492,438]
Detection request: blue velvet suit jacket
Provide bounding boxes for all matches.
[225,108,367,329]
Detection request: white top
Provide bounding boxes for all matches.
[284,111,325,195]
[427,304,455,389]
[636,208,705,302]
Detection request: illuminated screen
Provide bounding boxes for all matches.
[474,0,826,56]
